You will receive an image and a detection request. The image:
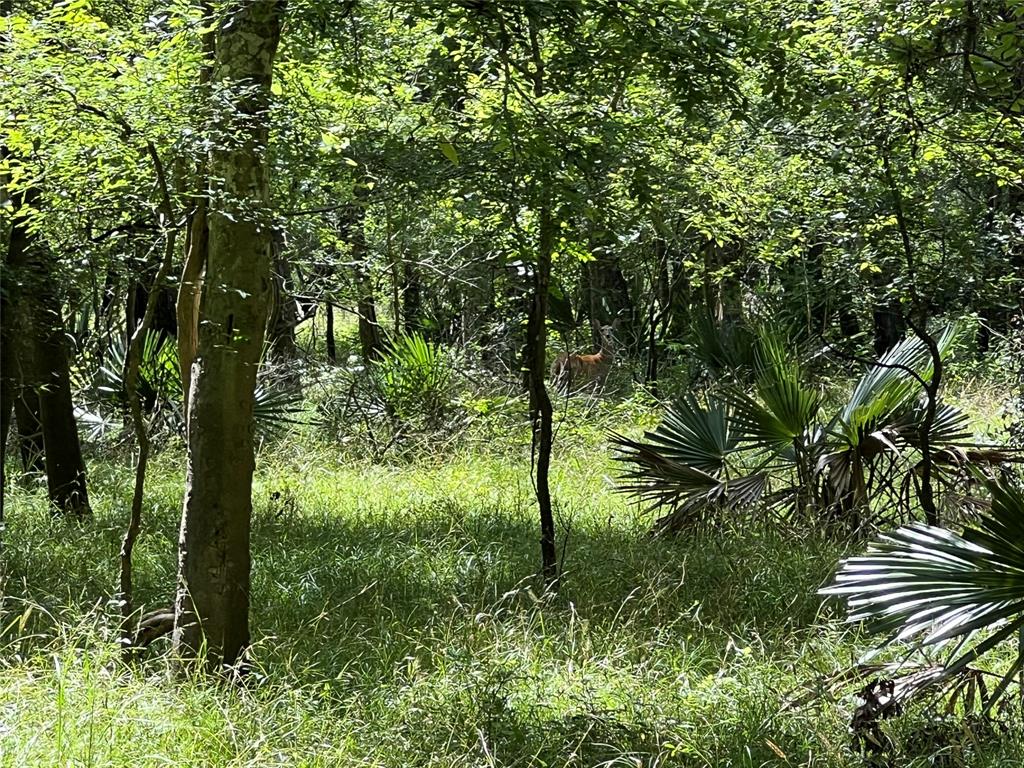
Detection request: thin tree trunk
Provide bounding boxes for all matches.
[0,380,9,526]
[266,233,301,389]
[120,142,177,658]
[36,298,90,516]
[13,394,45,477]
[176,9,214,417]
[356,270,384,360]
[173,0,282,669]
[0,231,13,522]
[0,19,11,525]
[130,281,178,345]
[351,210,384,361]
[177,201,207,416]
[325,302,337,363]
[872,294,904,356]
[586,231,633,349]
[5,186,44,488]
[884,154,940,526]
[402,260,423,335]
[528,207,558,587]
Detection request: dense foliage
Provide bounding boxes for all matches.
[2,0,1023,765]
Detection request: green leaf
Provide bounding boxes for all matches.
[439,141,459,166]
[823,474,1024,711]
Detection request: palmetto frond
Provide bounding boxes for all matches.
[837,326,956,448]
[688,313,758,375]
[611,396,764,521]
[612,321,1004,533]
[373,332,452,421]
[612,395,735,475]
[253,384,305,439]
[726,331,821,455]
[823,475,1024,709]
[96,329,182,407]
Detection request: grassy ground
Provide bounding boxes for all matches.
[2,412,1023,766]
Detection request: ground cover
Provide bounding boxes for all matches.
[2,418,1022,766]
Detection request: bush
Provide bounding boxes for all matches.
[372,333,452,426]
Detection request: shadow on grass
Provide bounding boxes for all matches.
[249,491,844,679]
[2,483,842,672]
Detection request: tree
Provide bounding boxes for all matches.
[2,170,90,518]
[172,0,284,668]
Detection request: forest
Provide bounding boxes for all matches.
[1,0,1023,765]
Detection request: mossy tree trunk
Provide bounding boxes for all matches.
[172,0,283,669]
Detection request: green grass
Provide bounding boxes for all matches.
[2,426,1023,766]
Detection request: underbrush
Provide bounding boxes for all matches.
[2,436,1023,766]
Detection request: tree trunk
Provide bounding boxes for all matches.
[36,301,90,515]
[401,260,423,335]
[266,232,300,386]
[527,205,558,587]
[350,208,384,361]
[176,12,215,417]
[872,294,904,356]
[1,193,14,518]
[173,0,282,669]
[586,238,633,349]
[837,281,861,341]
[13,393,45,477]
[0,343,10,523]
[5,180,89,516]
[325,301,337,363]
[356,275,384,362]
[130,282,178,344]
[120,140,177,659]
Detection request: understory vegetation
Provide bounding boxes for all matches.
[0,465,1017,766]
[3,1,1024,765]
[2,354,1023,766]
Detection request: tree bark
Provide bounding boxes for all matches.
[35,296,90,516]
[0,221,13,520]
[13,393,45,477]
[356,271,384,362]
[401,260,423,335]
[325,301,337,363]
[5,180,89,517]
[176,8,215,417]
[173,0,282,669]
[528,206,558,587]
[872,293,905,356]
[130,282,178,344]
[266,232,301,386]
[586,238,633,349]
[120,142,177,659]
[350,207,384,361]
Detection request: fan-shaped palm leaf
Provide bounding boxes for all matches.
[726,331,821,454]
[688,313,758,375]
[891,401,972,450]
[838,325,956,447]
[614,395,734,474]
[651,471,770,533]
[823,475,1024,710]
[610,396,736,509]
[96,329,182,407]
[253,384,305,439]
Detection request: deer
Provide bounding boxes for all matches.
[550,322,616,394]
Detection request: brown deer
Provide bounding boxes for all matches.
[550,323,616,394]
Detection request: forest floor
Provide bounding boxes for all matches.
[1,386,1023,767]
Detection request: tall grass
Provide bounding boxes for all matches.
[1,429,1022,766]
